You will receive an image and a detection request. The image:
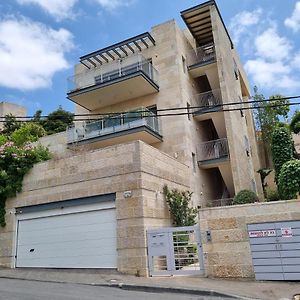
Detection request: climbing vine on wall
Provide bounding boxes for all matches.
[271,127,294,183]
[0,124,50,227]
[278,160,300,200]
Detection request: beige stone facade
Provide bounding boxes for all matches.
[198,200,300,278]
[1,141,188,276]
[0,0,265,276]
[0,102,27,130]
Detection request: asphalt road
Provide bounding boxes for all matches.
[0,278,234,300]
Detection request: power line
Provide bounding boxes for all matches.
[0,95,299,120]
[0,101,299,123]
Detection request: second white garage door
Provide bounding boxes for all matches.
[16,202,117,269]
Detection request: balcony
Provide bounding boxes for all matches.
[197,138,229,168]
[193,89,222,116]
[67,54,159,110]
[67,108,162,147]
[186,44,216,78]
[207,198,233,208]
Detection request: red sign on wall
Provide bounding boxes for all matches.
[281,227,293,237]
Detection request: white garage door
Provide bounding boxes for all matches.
[16,201,117,269]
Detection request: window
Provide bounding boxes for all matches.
[244,136,250,157]
[187,102,191,120]
[192,152,196,173]
[233,59,239,80]
[182,56,186,74]
[239,96,244,117]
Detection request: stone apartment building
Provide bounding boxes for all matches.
[0,0,262,276]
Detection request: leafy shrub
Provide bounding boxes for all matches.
[232,190,259,205]
[271,127,294,183]
[11,123,46,146]
[266,189,280,202]
[163,185,197,227]
[278,160,300,200]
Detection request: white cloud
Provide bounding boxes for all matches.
[94,0,134,11]
[229,8,262,44]
[0,17,73,90]
[245,59,297,90]
[285,1,300,32]
[293,51,300,68]
[255,27,292,61]
[16,0,78,21]
[229,7,300,93]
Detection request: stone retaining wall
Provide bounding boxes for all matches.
[198,200,300,278]
[0,140,189,276]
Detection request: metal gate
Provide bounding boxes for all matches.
[248,220,300,280]
[147,226,204,276]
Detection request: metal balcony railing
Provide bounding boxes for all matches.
[67,108,161,144]
[67,54,159,93]
[194,89,222,111]
[186,43,216,67]
[198,138,229,162]
[208,198,233,207]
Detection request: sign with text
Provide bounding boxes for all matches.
[249,230,276,238]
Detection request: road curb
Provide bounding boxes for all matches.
[0,274,257,300]
[117,283,255,299]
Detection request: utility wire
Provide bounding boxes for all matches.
[0,102,299,122]
[0,95,299,120]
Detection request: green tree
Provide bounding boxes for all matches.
[290,111,300,134]
[163,185,197,227]
[271,127,294,183]
[34,106,74,135]
[32,109,42,123]
[1,114,22,135]
[253,87,290,167]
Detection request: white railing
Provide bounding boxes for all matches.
[186,43,216,67]
[198,138,229,161]
[194,89,222,110]
[67,108,160,144]
[68,54,159,92]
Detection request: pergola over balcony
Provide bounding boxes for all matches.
[80,32,156,69]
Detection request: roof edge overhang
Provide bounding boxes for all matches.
[79,32,156,69]
[180,0,234,49]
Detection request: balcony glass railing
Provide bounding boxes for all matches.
[194,89,222,111]
[198,138,229,162]
[67,54,159,93]
[186,43,216,67]
[67,108,161,144]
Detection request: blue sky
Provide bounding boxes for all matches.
[0,0,299,116]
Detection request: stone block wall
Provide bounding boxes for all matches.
[198,200,300,278]
[0,140,189,277]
